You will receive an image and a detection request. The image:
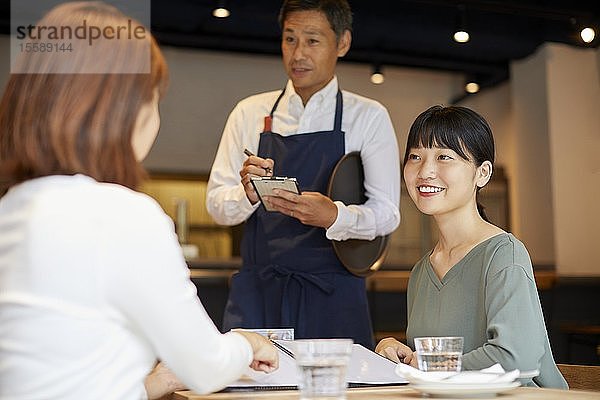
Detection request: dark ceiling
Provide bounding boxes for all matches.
[149,0,599,91]
[2,1,599,92]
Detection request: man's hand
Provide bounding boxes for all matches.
[263,189,337,228]
[239,155,274,204]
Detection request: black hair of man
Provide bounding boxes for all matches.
[278,0,353,42]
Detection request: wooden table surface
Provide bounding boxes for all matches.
[171,386,598,400]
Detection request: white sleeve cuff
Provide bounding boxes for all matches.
[325,201,354,241]
[237,183,259,212]
[326,201,380,241]
[220,184,260,219]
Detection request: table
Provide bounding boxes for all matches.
[171,386,599,400]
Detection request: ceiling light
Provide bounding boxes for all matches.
[213,7,230,18]
[453,31,470,43]
[370,65,384,84]
[580,27,595,43]
[453,4,470,43]
[465,82,480,94]
[570,18,596,45]
[212,1,230,18]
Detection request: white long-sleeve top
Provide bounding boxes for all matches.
[207,77,401,241]
[0,175,253,400]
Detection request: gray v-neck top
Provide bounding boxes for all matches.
[406,233,567,389]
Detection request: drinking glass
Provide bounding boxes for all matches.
[293,339,353,399]
[414,336,464,372]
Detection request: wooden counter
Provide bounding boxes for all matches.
[188,265,557,292]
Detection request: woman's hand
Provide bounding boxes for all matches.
[235,330,279,373]
[375,337,418,367]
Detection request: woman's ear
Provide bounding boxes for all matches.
[476,161,493,188]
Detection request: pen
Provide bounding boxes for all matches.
[270,339,295,359]
[244,148,272,175]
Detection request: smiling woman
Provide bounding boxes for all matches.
[376,105,568,389]
[403,106,494,223]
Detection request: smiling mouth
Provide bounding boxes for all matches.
[418,185,445,193]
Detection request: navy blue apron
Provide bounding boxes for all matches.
[223,88,374,349]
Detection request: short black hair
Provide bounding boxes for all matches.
[278,0,353,41]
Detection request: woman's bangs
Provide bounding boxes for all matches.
[410,118,469,160]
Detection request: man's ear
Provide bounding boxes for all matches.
[337,30,351,57]
[476,161,493,188]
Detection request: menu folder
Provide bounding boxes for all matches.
[223,340,408,392]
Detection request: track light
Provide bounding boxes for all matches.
[580,27,595,43]
[454,30,470,43]
[570,18,596,45]
[370,65,385,84]
[212,0,230,18]
[453,4,470,43]
[465,81,480,94]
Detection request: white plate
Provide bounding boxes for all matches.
[518,370,539,379]
[411,381,521,397]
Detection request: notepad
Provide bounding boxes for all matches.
[250,177,300,212]
[224,340,408,391]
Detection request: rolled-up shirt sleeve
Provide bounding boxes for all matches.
[326,104,401,241]
[206,102,260,226]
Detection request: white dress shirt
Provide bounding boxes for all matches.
[207,77,401,240]
[0,175,253,400]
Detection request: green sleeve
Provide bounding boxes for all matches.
[462,264,546,372]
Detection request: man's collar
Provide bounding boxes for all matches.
[286,77,339,107]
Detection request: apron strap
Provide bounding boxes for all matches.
[270,88,286,117]
[333,90,343,132]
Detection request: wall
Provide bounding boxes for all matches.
[144,48,287,173]
[545,44,600,276]
[459,83,513,168]
[501,43,600,275]
[508,48,556,265]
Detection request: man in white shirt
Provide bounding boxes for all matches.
[206,0,400,349]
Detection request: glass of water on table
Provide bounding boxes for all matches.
[414,337,464,372]
[292,339,353,399]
